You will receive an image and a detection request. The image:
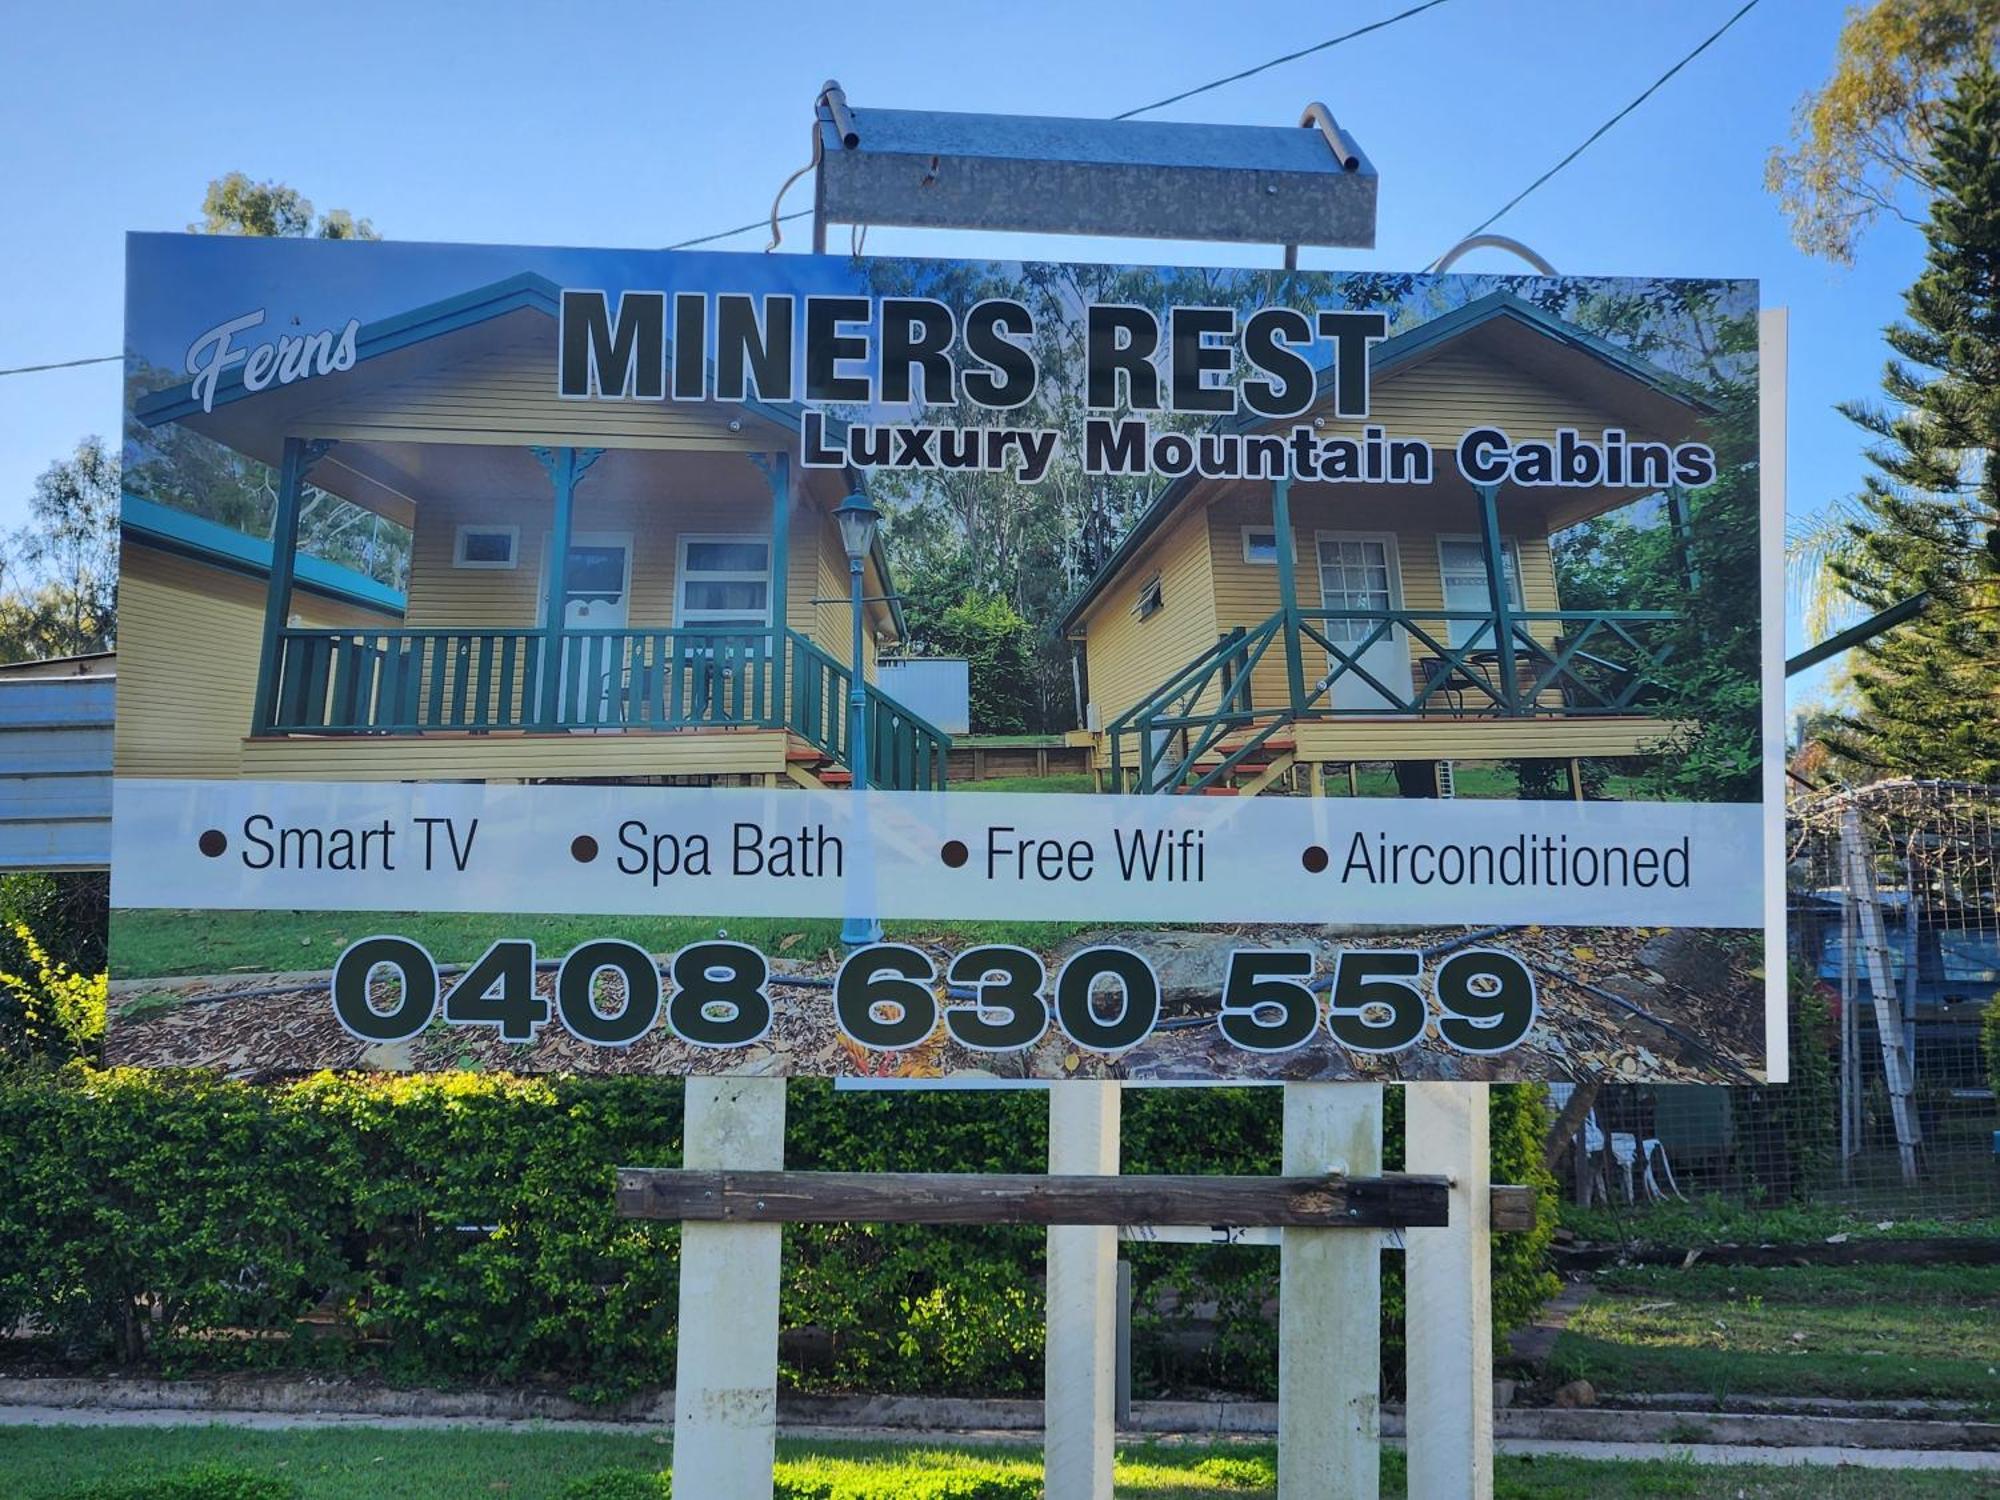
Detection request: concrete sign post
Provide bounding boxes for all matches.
[1405,1082,1495,1500]
[1045,1082,1122,1500]
[1279,1081,1385,1499]
[670,1078,787,1499]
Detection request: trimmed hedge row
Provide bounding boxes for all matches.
[0,1067,1556,1402]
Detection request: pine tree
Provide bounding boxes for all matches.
[1828,64,2000,779]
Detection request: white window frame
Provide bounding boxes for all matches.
[1436,534,1524,610]
[674,532,773,630]
[1241,525,1278,565]
[1437,534,1525,651]
[1312,530,1407,638]
[453,523,519,570]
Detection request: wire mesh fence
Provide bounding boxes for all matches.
[1552,779,2000,1225]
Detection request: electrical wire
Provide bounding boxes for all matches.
[0,353,120,378]
[3,0,1457,374]
[687,0,1457,252]
[1112,0,1455,120]
[1453,0,1763,244]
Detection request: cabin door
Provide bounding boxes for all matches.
[546,533,632,726]
[1315,532,1407,711]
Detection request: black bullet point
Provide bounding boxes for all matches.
[198,829,227,858]
[571,835,599,863]
[1301,845,1329,874]
[941,839,969,868]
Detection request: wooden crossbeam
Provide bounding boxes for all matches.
[616,1169,1537,1231]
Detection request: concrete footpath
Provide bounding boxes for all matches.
[0,1403,1997,1475]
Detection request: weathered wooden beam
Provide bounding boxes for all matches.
[1488,1184,1537,1233]
[616,1169,1453,1229]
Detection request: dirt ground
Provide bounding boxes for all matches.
[104,922,1765,1084]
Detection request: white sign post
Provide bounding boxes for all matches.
[1280,1081,1385,1498]
[1404,1081,1494,1499]
[672,1077,787,1499]
[1045,1081,1121,1500]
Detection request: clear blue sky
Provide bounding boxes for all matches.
[0,0,1922,706]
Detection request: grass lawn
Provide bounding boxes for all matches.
[1549,1262,2000,1405]
[1563,1196,2000,1248]
[110,908,1091,979]
[953,772,1096,794]
[1,1429,1992,1500]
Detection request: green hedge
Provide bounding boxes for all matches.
[56,1465,299,1500]
[0,1066,1556,1402]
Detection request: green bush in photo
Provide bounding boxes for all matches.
[0,1069,1560,1403]
[56,1463,300,1500]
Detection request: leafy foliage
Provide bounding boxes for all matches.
[0,1072,1559,1404]
[1542,285,1762,803]
[1766,0,2000,264]
[192,172,379,241]
[1824,64,2000,779]
[1982,976,2000,1094]
[0,437,118,662]
[0,873,108,1062]
[55,1464,300,1500]
[0,923,104,1063]
[921,592,1035,733]
[1734,967,1839,1203]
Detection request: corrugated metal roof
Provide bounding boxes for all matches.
[0,673,112,872]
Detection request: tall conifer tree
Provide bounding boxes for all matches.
[1828,64,2000,779]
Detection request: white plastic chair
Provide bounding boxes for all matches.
[1549,1083,1685,1204]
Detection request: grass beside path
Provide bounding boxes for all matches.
[1562,1196,2000,1248]
[2,1429,1996,1500]
[1549,1263,2000,1405]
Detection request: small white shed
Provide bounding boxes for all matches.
[876,657,970,735]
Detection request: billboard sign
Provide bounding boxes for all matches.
[112,234,1777,1083]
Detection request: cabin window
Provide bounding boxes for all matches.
[453,524,519,569]
[676,534,772,635]
[1437,535,1523,648]
[1241,527,1278,564]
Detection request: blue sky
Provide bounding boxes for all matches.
[0,0,1923,705]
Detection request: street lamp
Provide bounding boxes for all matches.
[833,492,882,946]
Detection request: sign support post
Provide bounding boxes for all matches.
[671,1077,787,1498]
[1404,1081,1493,1500]
[1045,1081,1121,1500]
[1279,1081,1384,1499]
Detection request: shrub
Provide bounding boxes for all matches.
[0,1071,1560,1403]
[0,918,105,1062]
[559,1470,666,1500]
[928,591,1033,734]
[1984,982,2000,1097]
[773,1456,1041,1500]
[57,1464,299,1500]
[1191,1453,1278,1487]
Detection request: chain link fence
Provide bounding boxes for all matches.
[1553,780,2000,1224]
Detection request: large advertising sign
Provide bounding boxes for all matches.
[112,234,1778,1084]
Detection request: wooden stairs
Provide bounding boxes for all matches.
[1184,733,1297,797]
[785,741,848,789]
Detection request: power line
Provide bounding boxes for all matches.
[1112,0,1454,120]
[0,354,119,379]
[5,1,1453,376]
[669,208,811,251]
[1454,0,1763,245]
[685,0,1456,251]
